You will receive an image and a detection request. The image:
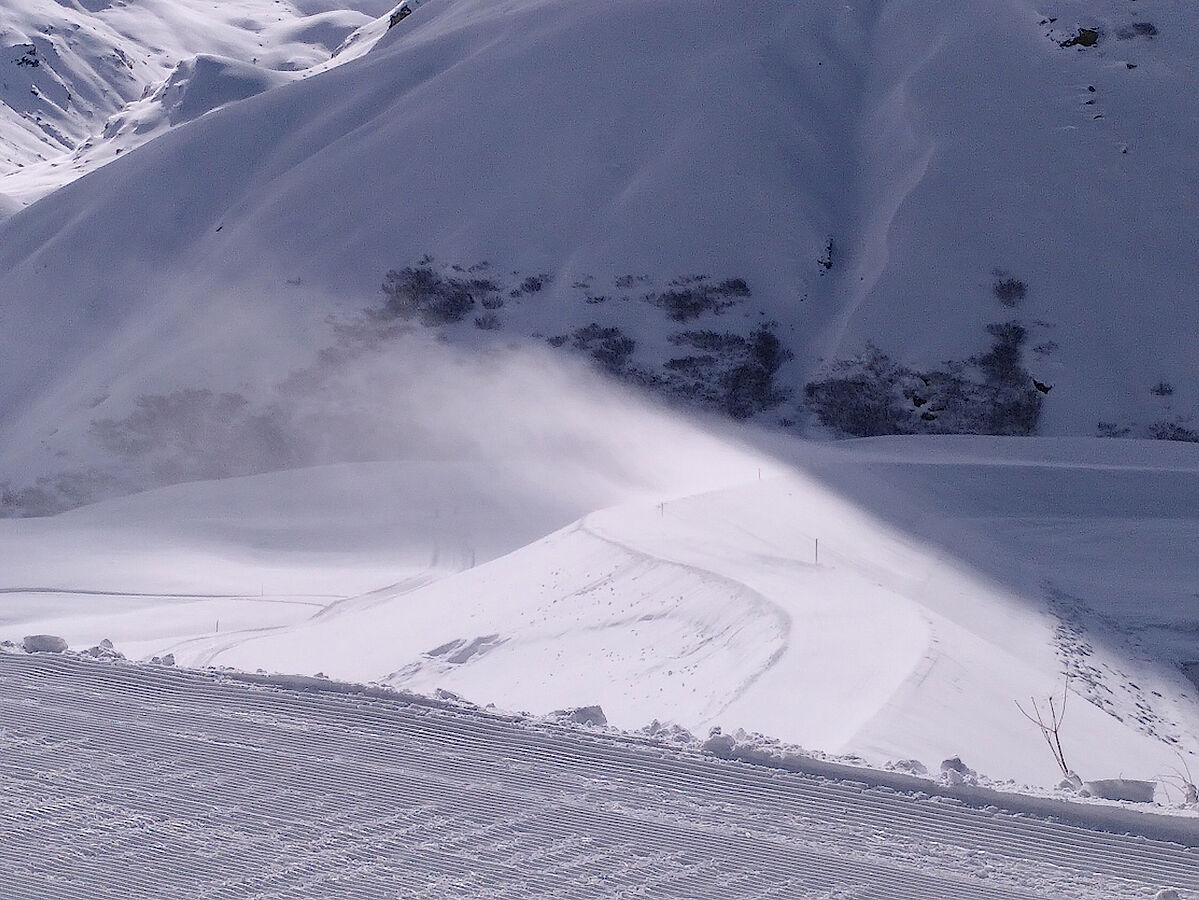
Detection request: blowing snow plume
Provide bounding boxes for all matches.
[0,272,776,517]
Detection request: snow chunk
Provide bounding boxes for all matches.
[940,757,978,785]
[1080,779,1157,803]
[154,55,289,126]
[552,705,608,727]
[22,634,68,653]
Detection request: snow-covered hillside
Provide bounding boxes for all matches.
[1,0,1197,514]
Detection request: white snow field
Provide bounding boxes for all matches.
[2,650,1198,900]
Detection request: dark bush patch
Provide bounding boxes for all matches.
[992,277,1027,307]
[1,469,123,518]
[560,324,636,373]
[803,346,912,436]
[1117,22,1158,39]
[1150,381,1174,397]
[664,355,718,377]
[1148,421,1199,443]
[669,330,750,355]
[614,274,651,289]
[646,276,750,322]
[474,312,501,330]
[722,328,794,419]
[509,273,551,298]
[804,322,1043,437]
[658,326,792,419]
[380,264,500,325]
[1097,422,1133,438]
[976,321,1029,385]
[520,274,548,294]
[91,390,301,483]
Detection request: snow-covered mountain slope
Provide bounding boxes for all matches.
[0,0,1196,519]
[7,652,1198,899]
[0,0,392,203]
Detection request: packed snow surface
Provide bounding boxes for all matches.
[2,651,1197,899]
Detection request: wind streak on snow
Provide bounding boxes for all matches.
[812,7,947,369]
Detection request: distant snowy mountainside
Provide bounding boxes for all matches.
[0,0,391,205]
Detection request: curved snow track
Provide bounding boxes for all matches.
[1,652,1196,899]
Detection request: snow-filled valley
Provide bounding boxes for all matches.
[1,0,1198,893]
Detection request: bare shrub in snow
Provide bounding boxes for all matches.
[1097,421,1132,438]
[662,325,793,419]
[1148,420,1199,443]
[721,327,794,419]
[473,311,501,330]
[92,390,301,483]
[566,324,636,373]
[803,345,910,437]
[1016,677,1074,779]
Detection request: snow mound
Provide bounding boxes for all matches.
[153,55,290,127]
[22,633,67,653]
[1081,779,1157,804]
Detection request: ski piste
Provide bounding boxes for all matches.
[2,650,1196,899]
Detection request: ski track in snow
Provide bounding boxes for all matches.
[2,652,1197,900]
[578,513,793,721]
